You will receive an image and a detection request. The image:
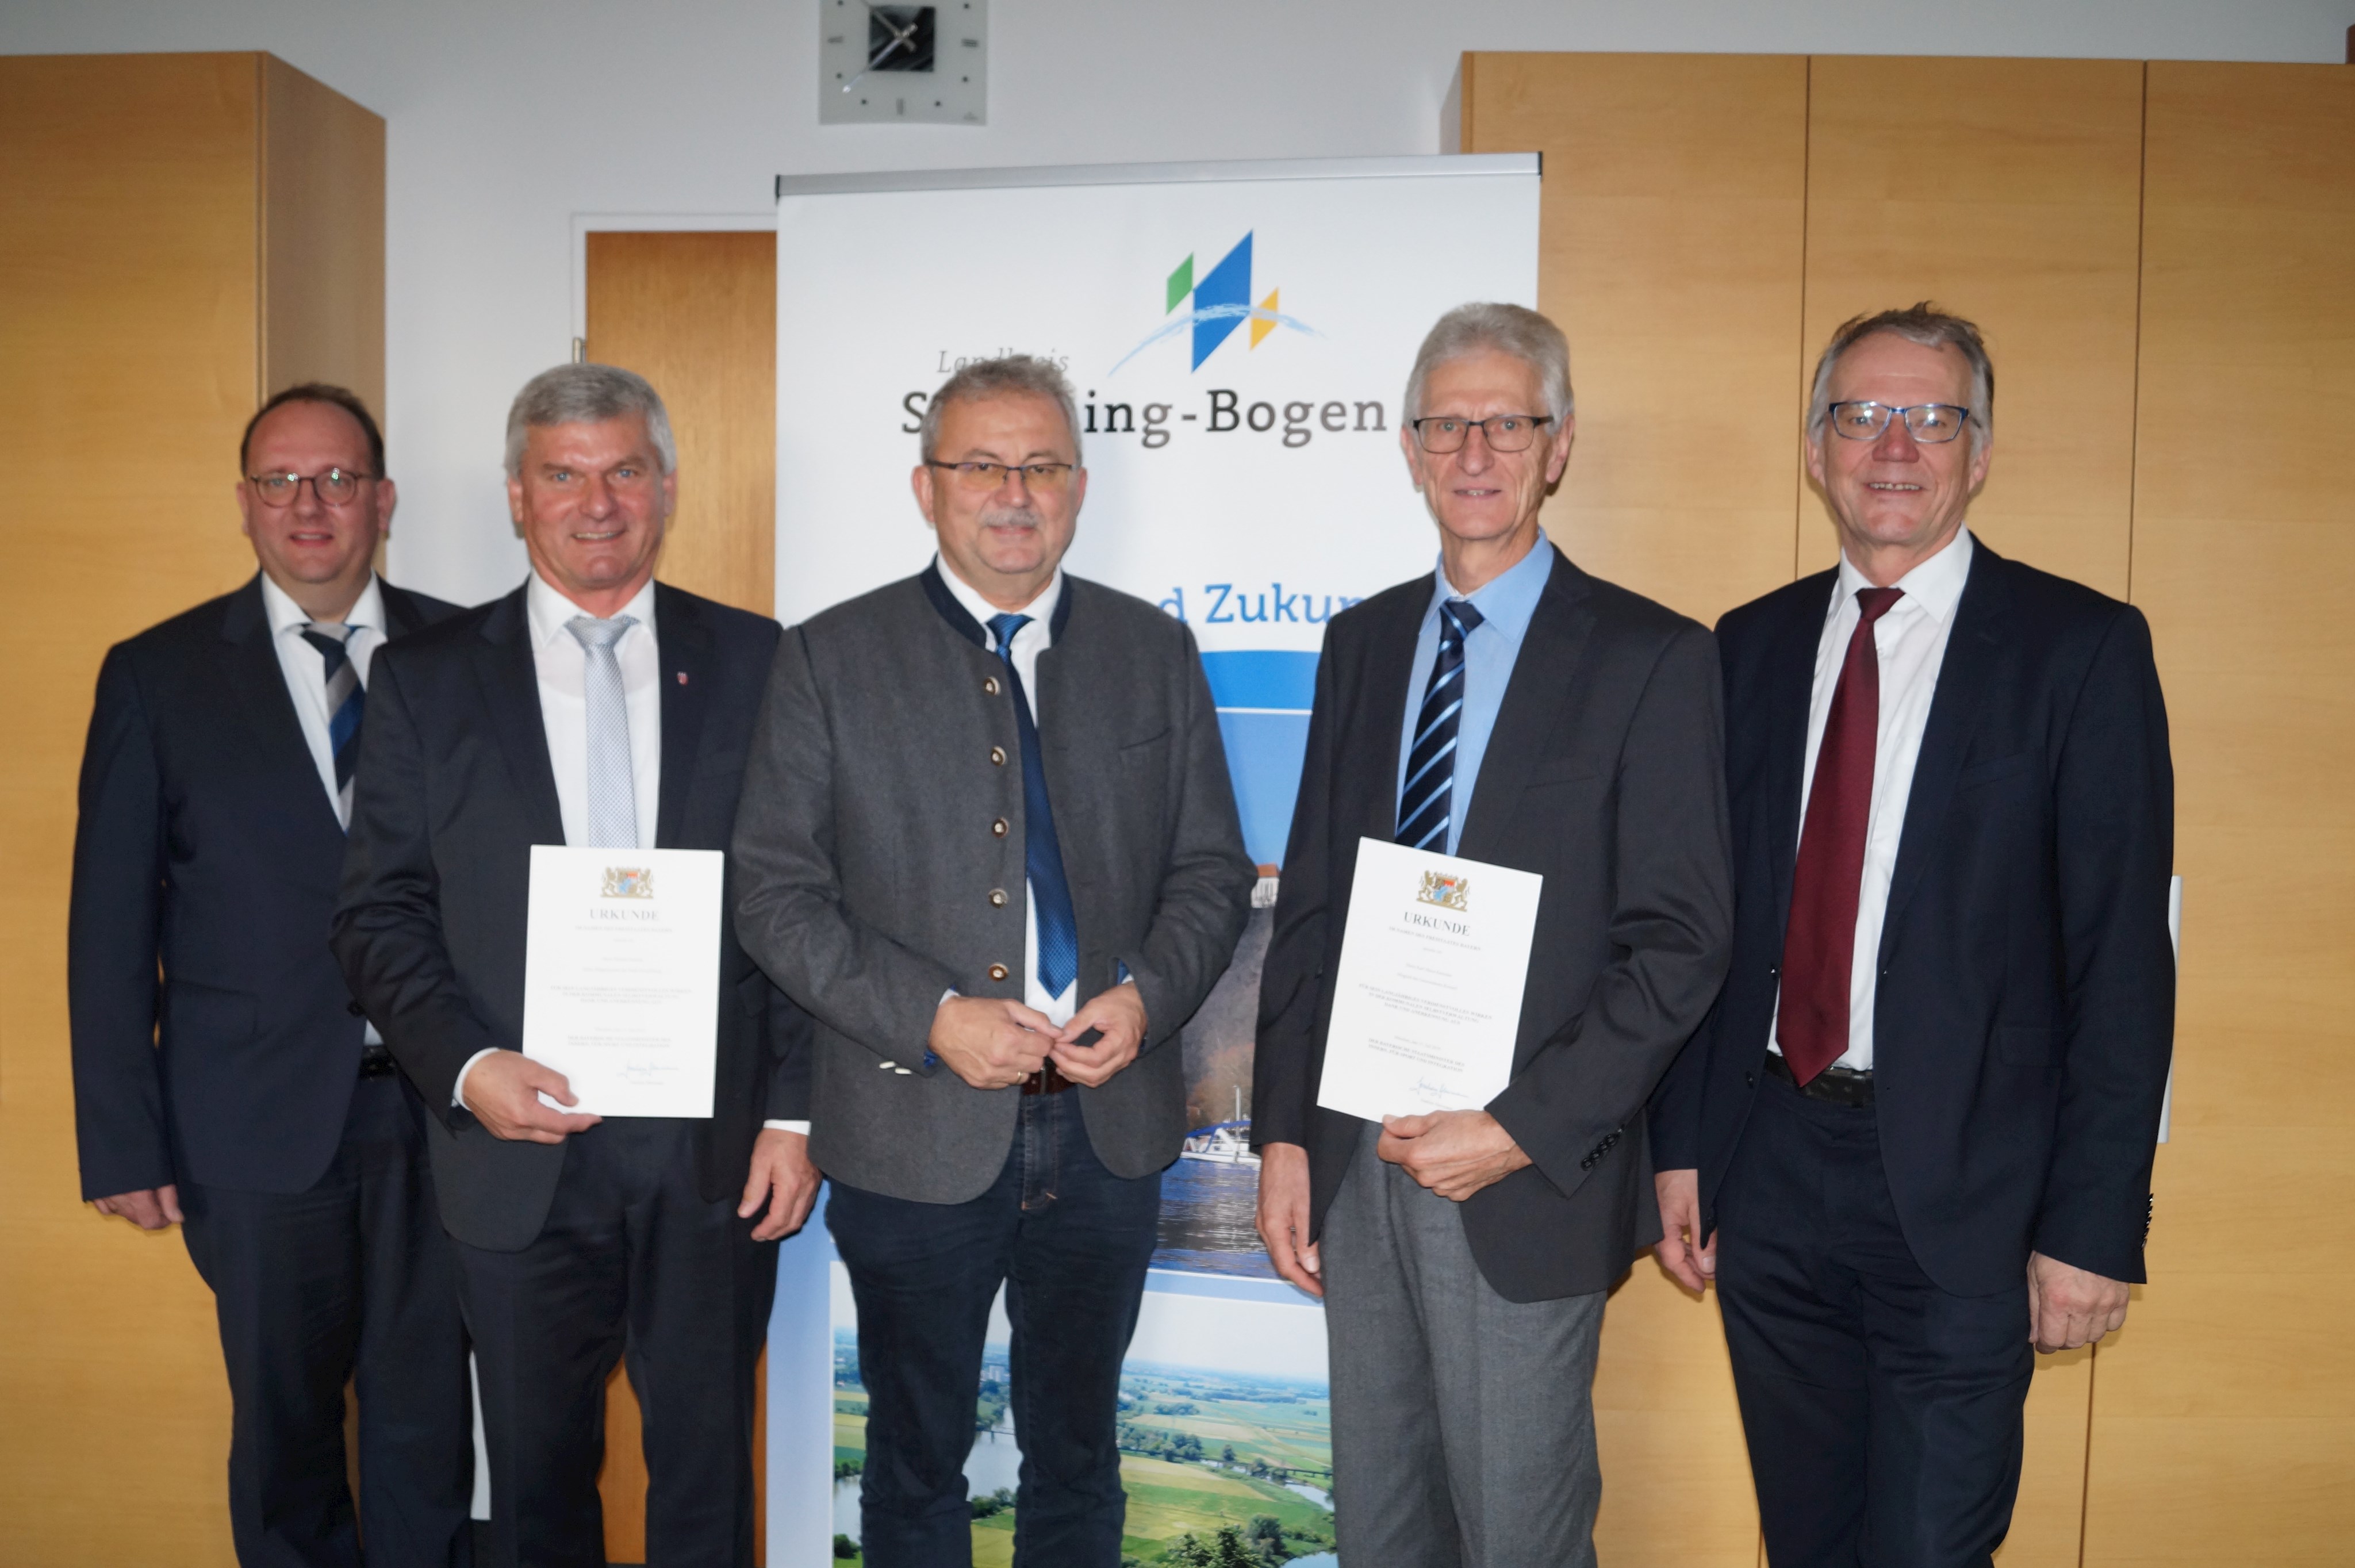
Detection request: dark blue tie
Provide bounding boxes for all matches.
[986,614,1079,999]
[1396,598,1485,852]
[298,624,366,826]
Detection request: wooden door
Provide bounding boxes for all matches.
[582,229,780,1564]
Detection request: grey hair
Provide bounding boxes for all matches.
[1403,302,1575,425]
[504,362,678,479]
[919,354,1083,466]
[1806,303,1995,451]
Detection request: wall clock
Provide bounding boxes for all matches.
[819,0,987,125]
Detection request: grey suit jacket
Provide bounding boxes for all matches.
[732,565,1256,1203]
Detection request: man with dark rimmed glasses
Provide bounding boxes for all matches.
[731,354,1254,1566]
[69,384,475,1565]
[1652,304,2176,1565]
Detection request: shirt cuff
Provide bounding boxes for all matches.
[451,1046,501,1111]
[763,1120,812,1136]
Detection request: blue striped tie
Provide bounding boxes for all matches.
[1395,599,1485,852]
[298,623,365,827]
[986,614,1079,999]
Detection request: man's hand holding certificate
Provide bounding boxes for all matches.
[520,845,724,1118]
[1317,837,1544,1125]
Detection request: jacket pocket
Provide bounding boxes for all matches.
[1996,1023,2057,1067]
[162,977,258,1049]
[1958,752,2034,791]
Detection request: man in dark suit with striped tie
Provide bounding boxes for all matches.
[70,385,475,1566]
[1650,306,2175,1565]
[1253,304,1733,1566]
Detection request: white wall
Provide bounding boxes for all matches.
[7,0,2350,604]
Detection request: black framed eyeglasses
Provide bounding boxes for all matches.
[926,460,1076,493]
[1824,402,1973,444]
[247,467,376,506]
[1409,414,1554,454]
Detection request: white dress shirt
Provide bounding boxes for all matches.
[260,572,388,1044]
[936,555,1078,1028]
[1770,526,1976,1072]
[524,570,663,853]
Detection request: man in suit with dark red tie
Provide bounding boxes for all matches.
[1650,304,2177,1566]
[71,385,475,1566]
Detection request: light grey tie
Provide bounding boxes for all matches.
[566,615,639,849]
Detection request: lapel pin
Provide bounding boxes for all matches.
[676,671,689,685]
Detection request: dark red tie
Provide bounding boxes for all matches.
[1777,586,1904,1085]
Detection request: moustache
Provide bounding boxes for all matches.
[977,506,1042,530]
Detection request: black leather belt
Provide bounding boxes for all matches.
[1021,1060,1077,1096]
[1763,1050,1874,1108]
[359,1045,399,1080]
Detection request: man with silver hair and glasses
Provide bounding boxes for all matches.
[1651,304,2174,1565]
[731,354,1253,1566]
[334,363,818,1567]
[1253,302,1734,1566]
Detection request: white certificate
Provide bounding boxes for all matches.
[521,845,723,1118]
[1315,838,1543,1122]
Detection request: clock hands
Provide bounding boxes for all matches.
[840,1,922,93]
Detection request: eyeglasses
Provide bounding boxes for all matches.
[247,467,376,506]
[1409,415,1554,454]
[926,460,1076,493]
[1823,402,1973,444]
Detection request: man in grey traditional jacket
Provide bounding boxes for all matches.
[731,355,1255,1568]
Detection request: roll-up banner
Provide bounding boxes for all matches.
[768,154,1541,1565]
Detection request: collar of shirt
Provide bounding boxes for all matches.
[525,569,659,649]
[259,570,386,642]
[1831,524,1974,630]
[1425,534,1555,638]
[933,554,1063,653]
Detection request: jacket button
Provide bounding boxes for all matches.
[990,745,1007,766]
[1767,966,1778,979]
[1745,1071,1758,1087]
[983,675,1001,696]
[989,888,1008,907]
[988,963,1010,982]
[991,817,1009,837]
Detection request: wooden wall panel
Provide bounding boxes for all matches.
[2082,60,2355,1567]
[1800,57,2146,600]
[0,51,381,1568]
[587,230,778,617]
[1463,51,1810,1567]
[261,53,387,411]
[1463,52,1809,628]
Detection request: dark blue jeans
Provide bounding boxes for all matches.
[826,1089,1163,1568]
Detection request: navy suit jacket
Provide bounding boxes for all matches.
[70,574,461,1199]
[1255,547,1734,1302]
[330,581,810,1252]
[1651,542,2176,1294]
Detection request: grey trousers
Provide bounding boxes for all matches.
[1323,1122,1606,1568]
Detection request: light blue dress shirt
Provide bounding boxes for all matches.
[1391,541,1556,856]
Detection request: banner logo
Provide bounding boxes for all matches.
[1110,232,1317,374]
[1416,870,1470,913]
[601,867,655,899]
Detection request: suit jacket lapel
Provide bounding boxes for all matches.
[379,581,429,639]
[473,586,567,846]
[220,577,347,842]
[1766,571,1837,944]
[1877,546,2006,966]
[653,584,713,850]
[1356,577,1430,842]
[1458,547,1594,865]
